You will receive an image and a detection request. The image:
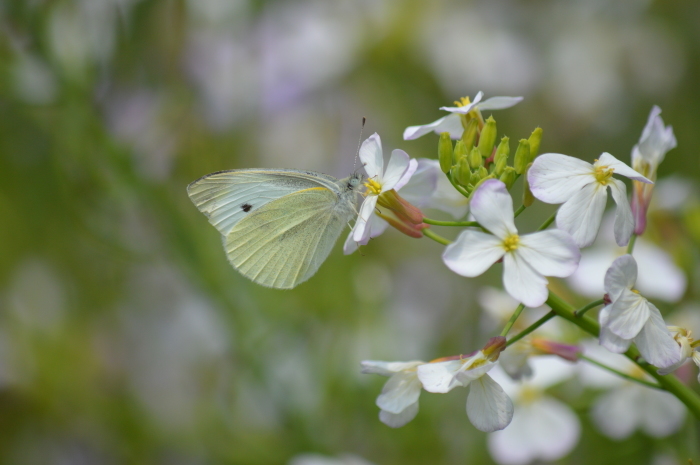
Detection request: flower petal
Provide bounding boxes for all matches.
[527,153,594,204]
[591,386,641,439]
[556,181,608,248]
[359,133,383,179]
[604,254,637,301]
[443,230,504,277]
[360,360,423,376]
[466,374,514,432]
[376,372,422,414]
[393,157,418,191]
[417,360,464,393]
[379,402,419,428]
[517,230,580,278]
[403,113,464,140]
[455,360,497,385]
[608,179,635,246]
[639,389,685,437]
[469,179,516,238]
[597,152,651,183]
[475,95,524,111]
[381,149,411,191]
[599,306,633,353]
[635,304,680,368]
[439,91,483,114]
[396,158,438,206]
[352,196,378,242]
[605,289,650,339]
[503,252,549,307]
[344,213,389,255]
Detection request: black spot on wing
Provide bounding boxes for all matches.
[241,203,252,212]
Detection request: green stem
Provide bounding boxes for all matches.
[422,229,452,245]
[574,299,605,317]
[514,205,526,218]
[546,291,700,418]
[580,355,663,390]
[500,304,526,337]
[423,218,480,227]
[626,234,638,254]
[537,211,557,231]
[506,310,555,346]
[446,172,470,198]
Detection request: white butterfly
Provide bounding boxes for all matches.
[187,169,363,289]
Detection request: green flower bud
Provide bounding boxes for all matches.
[469,170,481,186]
[477,166,489,179]
[523,163,534,206]
[528,127,543,163]
[453,157,471,186]
[493,136,510,177]
[461,118,479,152]
[500,166,517,189]
[477,116,497,158]
[454,140,468,164]
[468,146,483,170]
[513,139,531,175]
[438,132,454,174]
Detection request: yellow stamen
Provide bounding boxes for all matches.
[593,162,614,185]
[503,233,520,252]
[631,289,640,294]
[364,178,382,196]
[453,96,471,107]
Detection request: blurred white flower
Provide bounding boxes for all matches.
[488,357,580,465]
[598,255,679,368]
[399,159,469,219]
[361,360,424,428]
[443,180,580,307]
[528,152,651,248]
[403,91,523,140]
[288,453,375,465]
[417,337,513,432]
[11,53,57,105]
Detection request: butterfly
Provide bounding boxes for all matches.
[187,169,363,289]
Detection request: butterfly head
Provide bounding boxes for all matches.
[346,172,364,192]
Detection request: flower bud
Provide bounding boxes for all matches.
[468,146,483,170]
[377,189,424,224]
[469,170,481,187]
[454,140,468,164]
[531,338,581,362]
[493,136,510,177]
[499,166,517,189]
[477,115,497,159]
[513,139,531,175]
[528,127,542,163]
[522,163,534,206]
[438,132,454,174]
[482,336,507,361]
[477,166,489,179]
[461,118,479,152]
[455,157,471,186]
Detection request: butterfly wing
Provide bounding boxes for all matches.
[223,186,352,289]
[187,169,342,235]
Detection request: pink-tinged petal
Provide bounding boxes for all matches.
[591,387,641,439]
[469,179,516,238]
[359,133,383,179]
[394,157,418,191]
[360,360,423,376]
[476,95,524,111]
[556,182,608,248]
[379,402,419,428]
[403,113,464,140]
[353,196,378,242]
[439,91,484,114]
[606,289,650,339]
[635,304,680,368]
[597,152,651,183]
[377,372,422,414]
[417,360,464,393]
[382,149,411,191]
[639,389,685,437]
[396,158,438,206]
[635,106,677,167]
[528,153,594,204]
[466,374,514,432]
[443,230,504,277]
[599,306,633,353]
[604,254,637,300]
[517,230,580,278]
[503,252,549,307]
[344,214,389,255]
[608,179,635,246]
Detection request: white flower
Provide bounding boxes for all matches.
[632,106,677,176]
[344,133,416,254]
[580,342,686,439]
[443,179,580,308]
[360,360,424,428]
[400,159,469,219]
[403,91,523,140]
[417,337,513,432]
[657,327,700,382]
[528,152,652,248]
[487,357,580,465]
[598,255,679,368]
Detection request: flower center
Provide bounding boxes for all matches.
[502,233,520,252]
[364,178,382,196]
[518,386,541,405]
[453,96,472,107]
[593,162,614,185]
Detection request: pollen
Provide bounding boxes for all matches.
[453,96,472,107]
[502,233,520,252]
[364,178,383,196]
[593,163,615,185]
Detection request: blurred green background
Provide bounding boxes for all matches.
[1,0,700,463]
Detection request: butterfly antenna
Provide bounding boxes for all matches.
[353,116,366,173]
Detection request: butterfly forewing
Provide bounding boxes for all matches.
[223,187,349,289]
